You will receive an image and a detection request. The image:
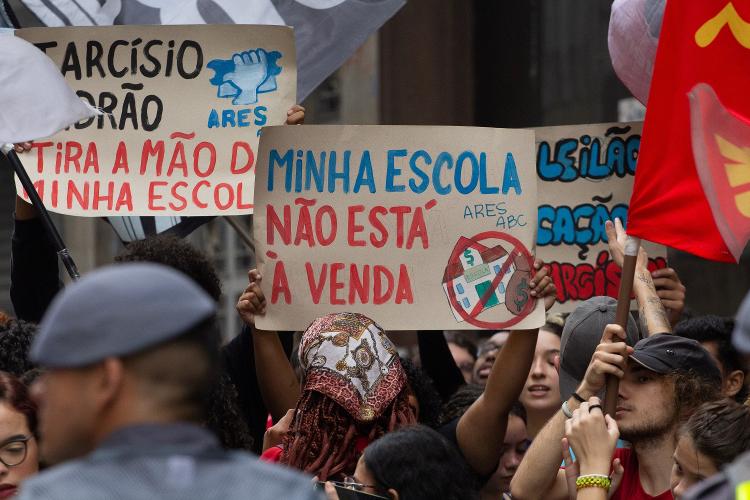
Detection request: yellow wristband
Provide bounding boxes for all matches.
[576,474,611,491]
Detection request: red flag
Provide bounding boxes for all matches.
[627,1,750,262]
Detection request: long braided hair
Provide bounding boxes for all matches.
[280,312,416,480]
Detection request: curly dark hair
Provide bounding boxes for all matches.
[681,399,750,469]
[115,235,222,301]
[400,357,442,428]
[675,315,748,402]
[0,371,37,437]
[0,319,37,377]
[205,372,254,451]
[440,384,484,426]
[669,369,723,424]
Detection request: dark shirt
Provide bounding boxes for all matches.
[439,417,495,486]
[17,423,320,500]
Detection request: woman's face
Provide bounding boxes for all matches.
[519,330,561,414]
[670,435,719,500]
[0,402,38,498]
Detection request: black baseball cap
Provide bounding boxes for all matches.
[630,334,722,382]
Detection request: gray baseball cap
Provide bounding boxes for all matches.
[31,263,216,368]
[559,296,640,402]
[733,290,750,354]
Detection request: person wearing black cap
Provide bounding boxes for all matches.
[18,263,319,500]
[512,219,686,500]
[512,324,722,500]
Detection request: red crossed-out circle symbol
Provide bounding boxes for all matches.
[444,230,536,329]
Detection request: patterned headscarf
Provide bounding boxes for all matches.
[299,312,406,421]
[282,312,416,480]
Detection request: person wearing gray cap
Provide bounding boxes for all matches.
[513,220,683,500]
[17,263,320,500]
[558,296,640,404]
[512,326,722,500]
[682,290,750,500]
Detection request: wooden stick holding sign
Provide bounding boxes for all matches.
[605,235,641,416]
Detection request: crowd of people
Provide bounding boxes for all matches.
[2,114,750,500]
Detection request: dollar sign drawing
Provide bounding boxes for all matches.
[514,278,529,312]
[463,249,475,266]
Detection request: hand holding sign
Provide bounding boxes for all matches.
[236,269,268,326]
[651,267,686,327]
[529,259,556,311]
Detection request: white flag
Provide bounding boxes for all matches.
[0,34,98,143]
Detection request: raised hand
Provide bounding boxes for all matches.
[286,104,306,125]
[651,267,686,327]
[236,269,267,326]
[577,324,633,397]
[565,397,620,476]
[529,258,557,311]
[13,142,32,153]
[605,218,648,270]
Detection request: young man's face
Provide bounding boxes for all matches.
[31,368,99,465]
[616,363,678,443]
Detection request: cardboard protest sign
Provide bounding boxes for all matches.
[534,122,667,312]
[13,25,295,216]
[253,125,545,331]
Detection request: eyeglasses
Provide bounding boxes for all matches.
[326,476,389,498]
[0,436,32,468]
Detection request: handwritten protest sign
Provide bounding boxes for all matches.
[534,122,667,312]
[14,25,295,216]
[253,125,545,331]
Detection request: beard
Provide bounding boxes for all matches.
[619,408,679,444]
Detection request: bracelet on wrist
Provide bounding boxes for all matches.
[562,400,573,418]
[572,392,586,403]
[576,474,611,491]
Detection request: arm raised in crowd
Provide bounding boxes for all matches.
[511,324,632,500]
[563,397,621,500]
[236,269,300,421]
[417,330,466,401]
[605,218,673,335]
[455,260,556,477]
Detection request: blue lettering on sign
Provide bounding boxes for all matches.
[537,130,640,182]
[266,148,524,195]
[207,106,267,128]
[537,203,629,246]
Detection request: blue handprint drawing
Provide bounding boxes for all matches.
[208,48,283,105]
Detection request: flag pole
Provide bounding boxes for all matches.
[1,145,81,281]
[605,235,641,416]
